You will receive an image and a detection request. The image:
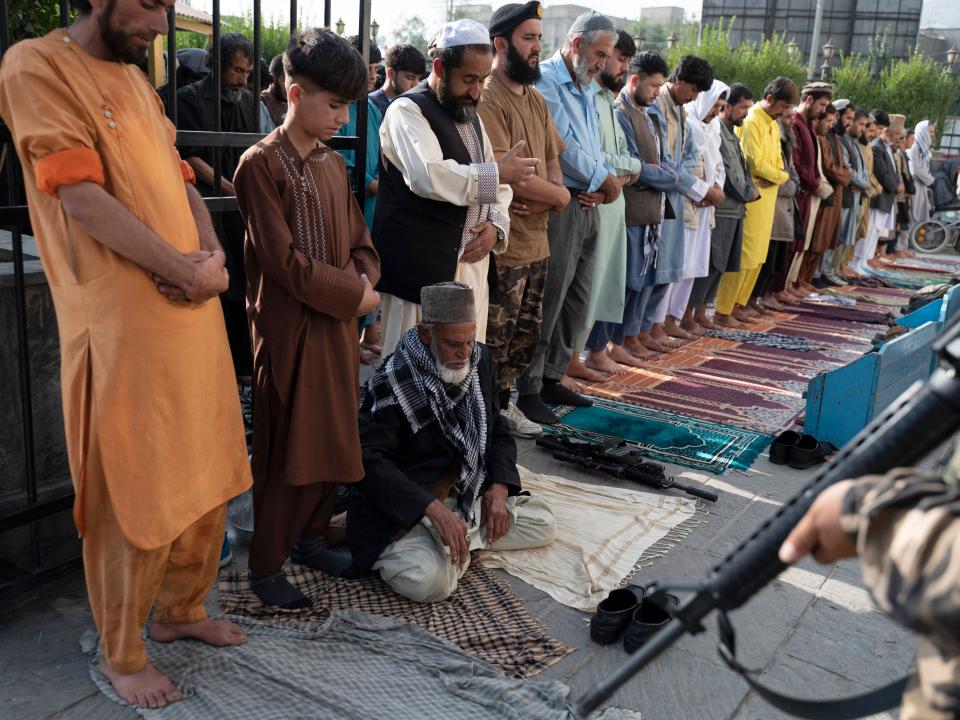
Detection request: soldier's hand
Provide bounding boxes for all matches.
[779,480,858,565]
[425,500,471,567]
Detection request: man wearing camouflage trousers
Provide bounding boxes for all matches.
[477,1,571,437]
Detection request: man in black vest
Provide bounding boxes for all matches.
[174,33,257,384]
[374,18,538,357]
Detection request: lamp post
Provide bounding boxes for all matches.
[371,19,379,42]
[948,45,959,66]
[787,38,799,60]
[634,32,645,50]
[820,37,835,81]
[335,17,345,35]
[666,32,678,50]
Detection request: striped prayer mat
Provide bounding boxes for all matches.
[545,396,771,473]
[219,563,571,678]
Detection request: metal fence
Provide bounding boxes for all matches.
[0,0,372,597]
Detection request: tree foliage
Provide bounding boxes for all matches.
[9,0,72,42]
[176,12,293,62]
[389,15,430,54]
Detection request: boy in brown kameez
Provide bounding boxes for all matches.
[234,28,381,608]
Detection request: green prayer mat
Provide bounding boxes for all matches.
[546,397,771,475]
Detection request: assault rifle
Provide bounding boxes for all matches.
[536,434,719,503]
[576,316,960,719]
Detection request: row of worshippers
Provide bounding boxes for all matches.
[0,8,558,710]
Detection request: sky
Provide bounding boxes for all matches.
[187,0,704,43]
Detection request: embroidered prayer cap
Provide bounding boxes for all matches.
[801,81,833,97]
[435,19,492,49]
[888,113,906,130]
[567,10,615,35]
[421,282,476,324]
[833,98,851,112]
[489,2,543,39]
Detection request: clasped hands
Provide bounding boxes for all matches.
[424,483,511,567]
[154,250,229,303]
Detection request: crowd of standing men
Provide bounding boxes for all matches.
[0,0,952,713]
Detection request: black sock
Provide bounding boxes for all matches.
[248,570,311,609]
[499,389,512,409]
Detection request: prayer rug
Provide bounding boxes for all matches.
[825,285,913,307]
[706,328,822,351]
[480,466,704,612]
[781,301,896,325]
[546,396,771,473]
[89,610,639,719]
[218,562,570,678]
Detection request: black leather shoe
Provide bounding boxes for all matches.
[788,434,835,470]
[770,430,800,465]
[516,393,561,425]
[541,381,593,407]
[623,592,680,654]
[590,585,644,645]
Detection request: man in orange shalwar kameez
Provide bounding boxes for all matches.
[0,0,252,709]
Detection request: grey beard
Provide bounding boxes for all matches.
[221,87,243,103]
[572,52,594,87]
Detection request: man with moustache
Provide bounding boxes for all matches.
[175,33,258,384]
[0,0,252,707]
[514,10,621,422]
[688,83,759,330]
[374,19,537,356]
[581,28,643,375]
[478,1,570,432]
[645,55,720,343]
[831,102,871,279]
[588,51,680,361]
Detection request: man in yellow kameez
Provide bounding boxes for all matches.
[714,77,798,325]
[0,0,252,709]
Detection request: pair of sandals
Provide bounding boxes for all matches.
[770,430,835,470]
[590,585,679,653]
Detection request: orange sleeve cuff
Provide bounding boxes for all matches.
[35,147,105,197]
[179,159,196,184]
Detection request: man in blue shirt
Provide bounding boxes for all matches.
[515,10,620,424]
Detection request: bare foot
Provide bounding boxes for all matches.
[800,281,818,294]
[100,660,182,709]
[747,300,769,317]
[150,618,247,647]
[652,331,688,347]
[566,354,609,382]
[585,350,631,375]
[560,375,586,393]
[623,337,657,359]
[714,313,742,328]
[607,345,646,368]
[680,319,707,336]
[762,296,785,311]
[693,312,718,331]
[731,307,756,324]
[664,319,697,340]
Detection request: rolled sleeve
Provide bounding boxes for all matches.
[35,147,104,197]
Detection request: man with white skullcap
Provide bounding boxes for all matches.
[347,282,556,603]
[373,19,539,358]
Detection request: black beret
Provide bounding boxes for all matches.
[489,1,542,39]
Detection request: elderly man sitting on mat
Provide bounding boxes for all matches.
[346,282,556,603]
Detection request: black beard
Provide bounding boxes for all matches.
[631,86,650,107]
[98,0,148,64]
[858,133,868,145]
[437,81,478,123]
[600,72,625,93]
[504,43,541,85]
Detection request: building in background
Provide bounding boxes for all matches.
[641,6,686,26]
[700,0,922,70]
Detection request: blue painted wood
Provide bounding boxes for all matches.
[939,284,960,324]
[898,300,940,330]
[804,322,939,449]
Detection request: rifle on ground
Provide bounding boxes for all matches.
[576,316,960,719]
[536,434,719,503]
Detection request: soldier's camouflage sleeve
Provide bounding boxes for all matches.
[839,467,960,717]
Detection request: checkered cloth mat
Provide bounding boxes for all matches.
[89,611,639,720]
[218,563,572,678]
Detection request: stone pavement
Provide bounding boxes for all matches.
[0,434,921,720]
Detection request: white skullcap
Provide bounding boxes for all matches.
[435,19,491,49]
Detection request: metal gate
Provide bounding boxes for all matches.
[0,0,372,597]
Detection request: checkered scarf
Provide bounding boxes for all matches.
[362,328,487,522]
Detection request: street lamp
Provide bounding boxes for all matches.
[335,17,345,35]
[948,45,959,66]
[820,37,835,80]
[666,32,678,50]
[634,32,645,50]
[371,19,379,42]
[787,38,799,60]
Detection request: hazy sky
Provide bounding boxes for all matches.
[187,0,704,43]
